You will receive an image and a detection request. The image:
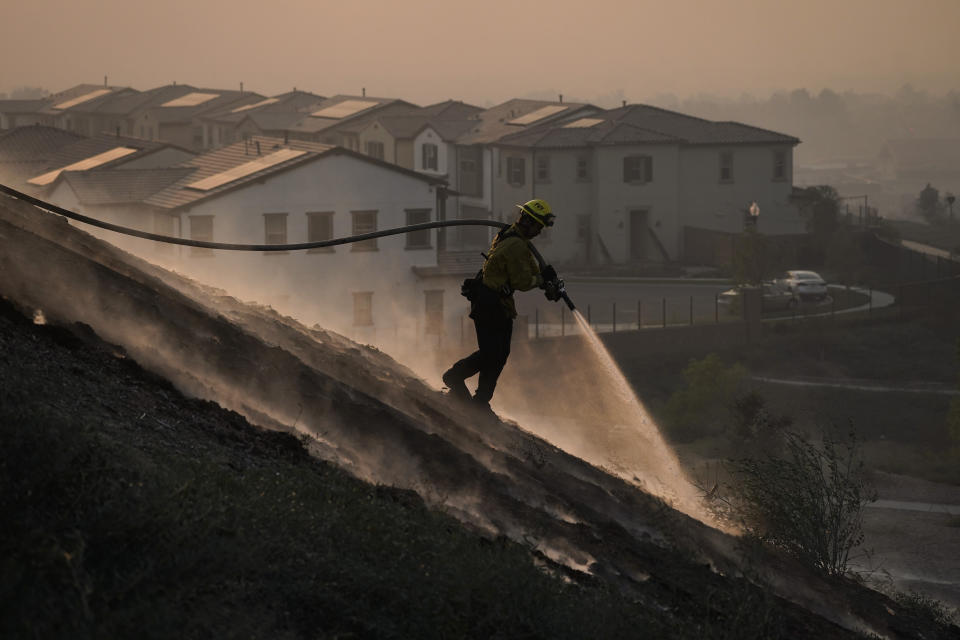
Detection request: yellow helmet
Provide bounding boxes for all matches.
[517,199,555,227]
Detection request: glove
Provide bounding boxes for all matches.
[540,265,558,286]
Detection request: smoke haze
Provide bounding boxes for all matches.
[2,0,958,105]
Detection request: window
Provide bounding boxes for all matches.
[458,145,483,196]
[576,155,591,181]
[405,209,432,249]
[189,215,214,257]
[719,151,734,183]
[422,143,438,171]
[351,210,378,251]
[365,140,384,160]
[623,155,653,183]
[773,150,786,181]
[263,213,288,253]
[424,290,444,335]
[535,155,550,182]
[306,211,335,253]
[353,292,373,326]
[506,156,525,186]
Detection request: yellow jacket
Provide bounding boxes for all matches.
[480,225,542,318]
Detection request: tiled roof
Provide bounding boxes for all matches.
[288,95,420,135]
[0,126,85,162]
[604,105,799,145]
[420,100,483,119]
[61,167,194,205]
[455,99,599,145]
[0,128,180,193]
[200,90,327,125]
[0,99,49,114]
[143,135,446,211]
[496,104,800,148]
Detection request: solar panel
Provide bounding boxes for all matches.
[161,92,220,107]
[27,147,140,186]
[52,89,113,110]
[185,148,307,191]
[230,98,280,113]
[563,117,605,128]
[310,99,379,119]
[507,105,568,126]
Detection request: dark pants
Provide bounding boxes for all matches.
[447,311,513,404]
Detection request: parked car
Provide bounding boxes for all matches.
[775,270,829,302]
[717,281,796,313]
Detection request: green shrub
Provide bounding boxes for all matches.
[728,427,876,576]
[665,354,746,441]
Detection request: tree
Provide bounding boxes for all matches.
[792,185,840,239]
[916,183,944,223]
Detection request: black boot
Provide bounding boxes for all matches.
[442,368,471,402]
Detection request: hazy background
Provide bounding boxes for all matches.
[2,0,958,106]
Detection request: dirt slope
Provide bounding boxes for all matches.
[1,195,954,638]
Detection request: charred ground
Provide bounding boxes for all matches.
[1,198,957,639]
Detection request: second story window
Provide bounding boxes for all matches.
[405,209,432,249]
[263,213,288,247]
[351,210,378,251]
[422,143,438,171]
[306,211,334,253]
[576,155,591,181]
[773,150,786,181]
[535,155,550,182]
[365,141,385,160]
[623,155,653,184]
[507,156,525,187]
[720,151,734,183]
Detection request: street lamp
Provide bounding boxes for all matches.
[947,194,956,223]
[745,200,760,229]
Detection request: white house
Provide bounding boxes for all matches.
[490,104,803,267]
[45,136,474,354]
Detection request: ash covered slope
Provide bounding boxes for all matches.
[0,197,941,638]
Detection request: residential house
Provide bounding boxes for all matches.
[446,98,600,254]
[198,90,326,149]
[0,98,53,130]
[46,136,462,347]
[0,126,195,195]
[490,104,802,267]
[286,94,420,152]
[354,100,482,171]
[123,84,263,150]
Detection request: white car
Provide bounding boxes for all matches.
[775,270,828,302]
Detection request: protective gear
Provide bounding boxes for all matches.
[543,279,564,302]
[479,225,541,319]
[540,265,558,286]
[516,199,555,227]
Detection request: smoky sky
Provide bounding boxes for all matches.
[3,0,958,105]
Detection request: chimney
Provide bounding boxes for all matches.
[284,130,289,145]
[362,87,366,97]
[104,75,108,87]
[622,100,627,107]
[240,81,244,95]
[115,126,120,138]
[559,94,563,104]
[255,140,261,155]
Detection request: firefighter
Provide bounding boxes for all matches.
[443,199,558,411]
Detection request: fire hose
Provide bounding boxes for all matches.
[0,182,575,310]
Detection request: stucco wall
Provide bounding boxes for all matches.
[679,144,802,237]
